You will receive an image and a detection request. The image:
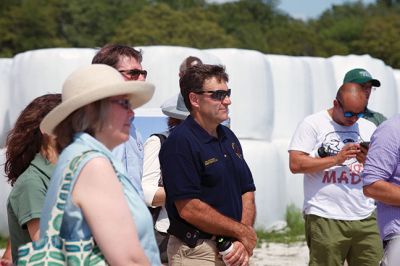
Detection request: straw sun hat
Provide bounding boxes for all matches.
[40,64,155,134]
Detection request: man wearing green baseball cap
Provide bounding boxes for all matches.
[343,68,386,126]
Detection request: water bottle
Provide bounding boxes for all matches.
[216,236,233,258]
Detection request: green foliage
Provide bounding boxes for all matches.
[0,236,7,248]
[285,204,304,236]
[0,0,68,57]
[209,0,283,51]
[112,3,238,48]
[151,0,206,10]
[1,0,400,68]
[257,204,305,244]
[352,14,400,67]
[58,0,147,47]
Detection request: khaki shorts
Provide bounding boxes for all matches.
[167,235,225,266]
[305,213,383,266]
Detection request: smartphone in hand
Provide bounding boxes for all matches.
[360,141,370,149]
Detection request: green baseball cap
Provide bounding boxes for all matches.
[343,68,381,87]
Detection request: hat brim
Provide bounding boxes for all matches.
[370,79,381,87]
[41,81,154,135]
[162,105,189,120]
[352,77,381,87]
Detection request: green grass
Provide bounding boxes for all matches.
[256,204,305,244]
[0,236,7,248]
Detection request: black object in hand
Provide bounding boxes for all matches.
[360,141,370,149]
[216,236,233,253]
[317,146,328,158]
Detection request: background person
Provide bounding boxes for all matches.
[179,56,202,78]
[343,68,386,126]
[178,55,230,128]
[142,93,189,264]
[160,64,256,266]
[363,114,400,265]
[288,83,382,265]
[2,94,61,263]
[92,44,148,199]
[39,64,160,265]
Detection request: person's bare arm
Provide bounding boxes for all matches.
[175,199,256,256]
[289,143,360,174]
[0,240,12,266]
[73,157,150,266]
[26,218,40,241]
[151,187,166,207]
[364,180,400,206]
[241,191,255,226]
[221,191,255,266]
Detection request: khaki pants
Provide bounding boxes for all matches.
[167,235,225,266]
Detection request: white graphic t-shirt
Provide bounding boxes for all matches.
[289,110,377,220]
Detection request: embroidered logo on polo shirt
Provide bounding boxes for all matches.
[204,158,218,166]
[232,143,242,159]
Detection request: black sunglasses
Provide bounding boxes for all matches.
[195,89,231,101]
[110,99,132,110]
[119,69,147,80]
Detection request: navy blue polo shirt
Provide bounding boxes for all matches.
[160,115,255,227]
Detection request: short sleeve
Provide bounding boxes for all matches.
[9,172,46,227]
[160,137,202,202]
[363,122,400,186]
[288,119,318,154]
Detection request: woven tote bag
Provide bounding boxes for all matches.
[17,151,108,266]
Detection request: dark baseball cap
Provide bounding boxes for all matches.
[343,68,381,87]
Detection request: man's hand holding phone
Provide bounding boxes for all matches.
[357,141,370,164]
[360,141,370,149]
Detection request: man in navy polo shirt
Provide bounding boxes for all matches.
[159,64,256,266]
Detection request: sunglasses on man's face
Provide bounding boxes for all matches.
[119,69,147,80]
[110,99,132,110]
[336,98,365,118]
[195,89,231,101]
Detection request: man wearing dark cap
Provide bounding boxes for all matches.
[289,83,383,265]
[343,68,386,126]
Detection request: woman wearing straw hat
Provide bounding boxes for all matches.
[38,64,160,265]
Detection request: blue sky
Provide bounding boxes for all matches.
[208,0,376,20]
[277,0,376,20]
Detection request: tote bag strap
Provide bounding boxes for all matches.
[46,149,119,236]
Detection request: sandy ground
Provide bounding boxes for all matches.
[1,243,310,265]
[252,242,309,266]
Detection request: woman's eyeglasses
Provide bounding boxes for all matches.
[110,99,132,110]
[336,98,365,118]
[195,89,231,101]
[119,69,147,80]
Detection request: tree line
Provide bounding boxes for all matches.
[1,0,400,68]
